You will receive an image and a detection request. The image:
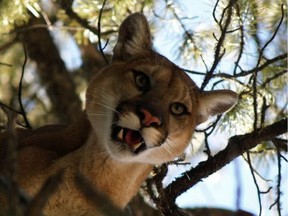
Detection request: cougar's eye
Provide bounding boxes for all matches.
[133,71,150,91]
[170,103,187,115]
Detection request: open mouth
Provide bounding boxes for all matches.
[111,125,146,154]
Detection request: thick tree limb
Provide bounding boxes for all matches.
[165,118,287,203]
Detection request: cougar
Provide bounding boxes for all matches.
[0,13,238,215]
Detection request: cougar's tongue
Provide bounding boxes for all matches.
[124,129,142,147]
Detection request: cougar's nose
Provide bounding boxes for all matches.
[139,108,162,127]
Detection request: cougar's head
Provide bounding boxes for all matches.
[85,13,238,164]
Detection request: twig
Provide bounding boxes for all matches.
[252,68,258,130]
[242,155,273,182]
[184,69,206,76]
[252,4,285,132]
[212,0,221,25]
[0,101,22,115]
[18,44,32,129]
[97,0,109,64]
[269,143,283,215]
[195,115,222,133]
[166,2,197,50]
[260,4,285,55]
[246,151,262,216]
[233,4,244,76]
[201,0,237,90]
[251,4,285,83]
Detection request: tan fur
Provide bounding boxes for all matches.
[0,13,238,215]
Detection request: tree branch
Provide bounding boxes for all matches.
[165,118,287,203]
[201,0,237,90]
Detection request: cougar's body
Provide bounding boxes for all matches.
[0,13,238,215]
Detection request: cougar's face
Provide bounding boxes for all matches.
[86,58,198,164]
[85,13,238,164]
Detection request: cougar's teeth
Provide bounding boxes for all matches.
[132,142,142,150]
[117,128,124,140]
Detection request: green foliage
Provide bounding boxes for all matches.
[0,0,39,34]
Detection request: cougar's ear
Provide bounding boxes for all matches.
[196,90,238,125]
[113,13,152,61]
